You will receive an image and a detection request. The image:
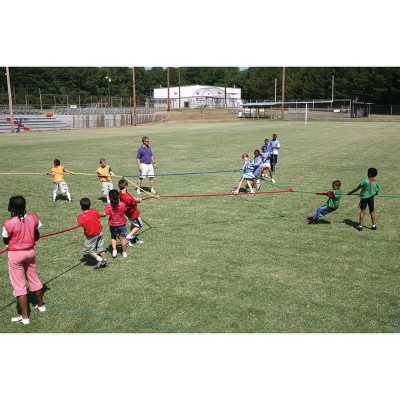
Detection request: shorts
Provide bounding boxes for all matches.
[109,224,127,238]
[128,216,143,229]
[101,181,114,196]
[139,163,155,178]
[359,197,375,211]
[53,181,69,193]
[242,172,255,180]
[83,231,105,255]
[262,162,271,168]
[8,249,43,297]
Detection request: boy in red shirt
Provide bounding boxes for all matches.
[77,197,107,269]
[118,178,144,246]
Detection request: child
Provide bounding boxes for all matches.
[251,149,263,190]
[77,197,108,269]
[104,189,128,258]
[232,154,256,195]
[96,158,115,203]
[47,159,74,202]
[260,144,275,183]
[307,180,342,224]
[347,167,380,231]
[2,196,46,325]
[118,179,144,247]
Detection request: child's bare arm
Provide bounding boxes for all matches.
[347,185,361,195]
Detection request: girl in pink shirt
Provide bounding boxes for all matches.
[2,196,46,325]
[104,189,128,258]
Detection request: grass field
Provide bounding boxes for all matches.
[0,118,399,333]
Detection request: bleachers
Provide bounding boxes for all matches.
[0,114,71,133]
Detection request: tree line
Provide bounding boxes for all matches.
[1,67,400,107]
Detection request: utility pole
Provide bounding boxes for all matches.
[132,67,137,126]
[281,67,286,120]
[5,67,15,133]
[167,67,170,111]
[178,67,181,109]
[106,76,111,107]
[224,67,227,107]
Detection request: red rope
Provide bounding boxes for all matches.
[141,189,293,201]
[39,225,80,238]
[0,225,80,255]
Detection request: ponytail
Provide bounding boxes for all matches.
[8,196,27,220]
[109,189,120,208]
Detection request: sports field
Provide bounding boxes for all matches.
[0,118,399,333]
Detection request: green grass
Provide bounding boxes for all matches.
[0,119,399,332]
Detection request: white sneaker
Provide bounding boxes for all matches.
[122,252,128,258]
[151,188,157,195]
[231,190,239,195]
[271,178,276,183]
[35,304,46,312]
[112,250,117,258]
[136,188,141,195]
[11,315,30,325]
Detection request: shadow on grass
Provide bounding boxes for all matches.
[54,195,71,202]
[97,196,107,203]
[309,219,331,225]
[342,219,360,229]
[0,260,84,315]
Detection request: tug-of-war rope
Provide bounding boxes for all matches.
[0,168,397,255]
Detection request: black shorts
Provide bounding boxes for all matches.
[359,197,375,211]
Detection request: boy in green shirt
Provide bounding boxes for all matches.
[307,180,342,224]
[347,167,380,231]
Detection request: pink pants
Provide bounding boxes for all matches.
[8,250,43,297]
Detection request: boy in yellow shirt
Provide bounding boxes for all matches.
[47,159,74,202]
[96,158,115,204]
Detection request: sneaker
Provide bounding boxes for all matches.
[112,250,117,258]
[34,304,46,312]
[357,225,363,231]
[231,190,239,194]
[93,260,103,269]
[271,178,276,183]
[136,188,141,195]
[307,216,317,224]
[101,259,108,267]
[122,252,128,258]
[131,237,144,244]
[255,183,261,190]
[11,315,30,325]
[371,225,377,231]
[127,240,134,247]
[151,188,157,195]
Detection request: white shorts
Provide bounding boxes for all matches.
[101,181,113,196]
[139,163,155,178]
[262,162,271,168]
[53,182,69,193]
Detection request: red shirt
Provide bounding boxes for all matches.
[77,208,103,236]
[119,191,140,220]
[105,202,127,227]
[3,214,40,251]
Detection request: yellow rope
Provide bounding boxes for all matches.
[0,171,159,199]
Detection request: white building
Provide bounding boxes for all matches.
[152,85,242,109]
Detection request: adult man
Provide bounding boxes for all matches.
[136,136,157,195]
[270,133,280,173]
